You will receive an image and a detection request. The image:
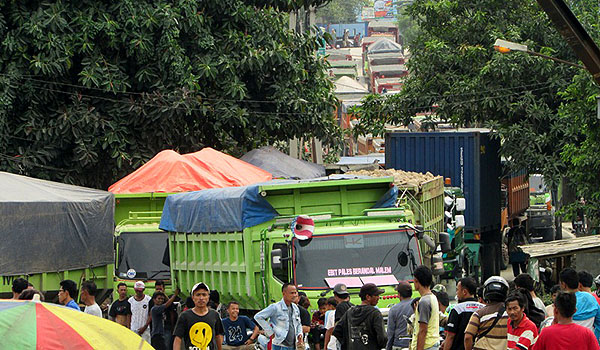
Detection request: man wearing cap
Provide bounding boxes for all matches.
[332,283,386,350]
[333,283,353,323]
[387,281,414,350]
[410,265,439,350]
[129,281,152,343]
[323,283,354,349]
[254,283,304,350]
[173,282,224,350]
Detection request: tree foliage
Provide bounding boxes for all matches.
[353,0,600,219]
[316,0,367,24]
[0,0,339,189]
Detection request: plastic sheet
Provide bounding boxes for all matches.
[159,185,278,233]
[109,148,272,194]
[240,146,325,179]
[0,172,115,275]
[367,38,402,54]
[160,176,398,233]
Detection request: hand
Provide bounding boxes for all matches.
[245,339,254,345]
[137,326,146,334]
[174,288,180,295]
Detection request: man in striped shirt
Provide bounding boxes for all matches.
[506,291,538,350]
[464,276,509,350]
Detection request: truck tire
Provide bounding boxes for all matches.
[500,227,509,270]
[542,227,555,242]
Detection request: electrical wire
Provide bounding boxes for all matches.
[0,72,570,106]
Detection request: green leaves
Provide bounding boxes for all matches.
[352,0,600,220]
[0,0,339,189]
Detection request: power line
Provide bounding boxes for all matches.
[1,72,570,106]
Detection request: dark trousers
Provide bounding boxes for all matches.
[151,334,167,350]
[512,262,527,277]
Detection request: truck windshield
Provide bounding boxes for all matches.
[117,232,170,281]
[292,230,420,289]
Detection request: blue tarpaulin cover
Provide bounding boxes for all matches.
[160,176,398,233]
[159,185,279,233]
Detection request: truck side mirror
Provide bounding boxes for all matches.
[455,215,465,228]
[438,232,451,253]
[271,249,283,270]
[414,225,425,239]
[455,198,466,212]
[397,251,409,267]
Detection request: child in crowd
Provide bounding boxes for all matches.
[310,298,327,350]
[150,288,179,350]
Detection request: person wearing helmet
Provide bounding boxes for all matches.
[464,276,509,350]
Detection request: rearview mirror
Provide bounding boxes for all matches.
[271,249,283,270]
[455,198,466,212]
[438,232,451,253]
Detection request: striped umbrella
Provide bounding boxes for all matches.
[0,299,154,349]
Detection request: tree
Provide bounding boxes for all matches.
[316,0,367,24]
[396,5,418,47]
[0,0,339,189]
[353,0,600,219]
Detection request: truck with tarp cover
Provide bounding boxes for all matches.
[109,148,272,297]
[159,176,443,310]
[0,172,115,302]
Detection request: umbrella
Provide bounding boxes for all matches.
[0,299,154,349]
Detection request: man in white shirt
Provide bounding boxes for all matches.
[80,280,102,317]
[129,281,152,343]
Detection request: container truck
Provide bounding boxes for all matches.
[385,130,503,281]
[159,177,444,310]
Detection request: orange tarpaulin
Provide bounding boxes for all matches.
[108,148,272,194]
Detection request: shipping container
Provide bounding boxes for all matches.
[385,130,502,234]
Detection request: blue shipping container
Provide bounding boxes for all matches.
[385,130,502,234]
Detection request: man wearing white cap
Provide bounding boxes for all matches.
[129,281,152,343]
[173,282,224,350]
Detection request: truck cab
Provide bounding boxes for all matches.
[268,214,424,308]
[114,213,172,298]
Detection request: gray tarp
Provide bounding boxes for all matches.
[367,38,402,54]
[241,146,326,179]
[0,172,115,275]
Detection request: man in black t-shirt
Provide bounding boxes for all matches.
[173,282,224,350]
[443,277,483,350]
[110,282,132,328]
[333,284,353,323]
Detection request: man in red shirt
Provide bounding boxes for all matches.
[533,291,600,350]
[506,291,538,350]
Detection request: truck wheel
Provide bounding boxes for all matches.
[542,227,555,242]
[501,229,509,270]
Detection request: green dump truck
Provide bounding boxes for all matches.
[159,176,444,310]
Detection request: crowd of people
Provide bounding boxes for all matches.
[8,265,600,350]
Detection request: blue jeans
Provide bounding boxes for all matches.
[272,345,295,350]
